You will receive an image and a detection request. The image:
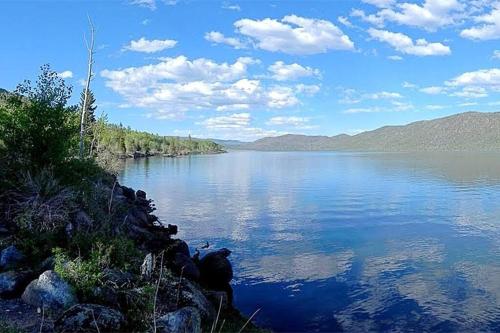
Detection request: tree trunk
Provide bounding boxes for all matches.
[80,17,95,159]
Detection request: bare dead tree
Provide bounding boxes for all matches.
[80,16,95,159]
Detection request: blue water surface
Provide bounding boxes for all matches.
[120,151,500,332]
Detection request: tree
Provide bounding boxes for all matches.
[80,89,97,125]
[0,64,77,169]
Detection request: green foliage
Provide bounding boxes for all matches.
[15,228,66,265]
[0,65,78,170]
[54,233,143,298]
[96,123,223,157]
[122,284,155,331]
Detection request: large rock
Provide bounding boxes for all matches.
[157,307,201,333]
[121,186,136,201]
[0,245,25,270]
[55,304,125,332]
[203,290,230,312]
[198,248,233,288]
[22,270,77,311]
[0,270,34,298]
[180,279,216,321]
[167,239,190,258]
[173,253,200,281]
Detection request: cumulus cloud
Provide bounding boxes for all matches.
[461,5,500,40]
[124,37,177,53]
[234,15,355,55]
[199,113,284,140]
[205,31,246,49]
[354,0,465,31]
[101,56,311,117]
[368,28,451,56]
[222,3,241,11]
[200,113,251,129]
[268,61,320,81]
[295,84,321,95]
[446,68,500,88]
[57,70,73,79]
[339,87,403,104]
[266,116,310,126]
[420,86,447,94]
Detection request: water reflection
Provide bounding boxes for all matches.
[120,151,500,332]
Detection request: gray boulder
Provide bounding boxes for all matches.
[22,270,77,311]
[0,245,25,270]
[0,270,34,298]
[55,303,125,332]
[157,306,201,333]
[180,279,216,321]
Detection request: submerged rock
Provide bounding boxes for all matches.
[198,248,233,288]
[22,270,77,311]
[0,245,25,271]
[157,306,201,333]
[55,303,125,332]
[0,270,34,298]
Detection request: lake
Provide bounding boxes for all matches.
[119,151,500,332]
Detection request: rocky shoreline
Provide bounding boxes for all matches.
[117,149,227,160]
[0,181,262,333]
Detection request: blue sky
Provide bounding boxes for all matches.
[1,0,499,141]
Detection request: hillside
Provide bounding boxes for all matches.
[240,112,500,152]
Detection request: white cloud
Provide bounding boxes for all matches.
[339,87,403,104]
[295,84,321,95]
[425,104,446,110]
[204,31,246,49]
[266,116,310,126]
[199,113,284,141]
[451,86,489,98]
[124,37,177,53]
[419,86,447,94]
[234,15,355,55]
[338,16,354,27]
[368,28,451,56]
[493,50,500,59]
[361,0,395,8]
[268,61,320,81]
[446,68,500,88]
[222,3,241,11]
[402,81,418,89]
[388,55,403,61]
[200,113,250,129]
[130,0,156,10]
[57,70,73,79]
[355,0,465,31]
[101,56,307,117]
[461,5,500,40]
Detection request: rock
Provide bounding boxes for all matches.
[55,304,125,332]
[198,248,233,288]
[203,290,230,312]
[102,268,135,287]
[180,279,216,321]
[0,245,25,270]
[0,270,34,298]
[91,286,119,307]
[157,307,201,333]
[173,253,200,281]
[73,210,93,231]
[22,270,77,311]
[141,253,154,279]
[121,186,136,201]
[136,190,147,199]
[167,239,190,258]
[129,207,149,226]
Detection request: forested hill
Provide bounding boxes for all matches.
[240,112,500,152]
[97,123,224,158]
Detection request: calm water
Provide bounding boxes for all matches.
[120,151,500,332]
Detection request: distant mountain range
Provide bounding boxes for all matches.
[238,112,500,152]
